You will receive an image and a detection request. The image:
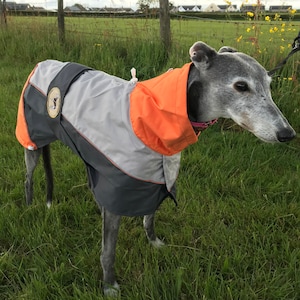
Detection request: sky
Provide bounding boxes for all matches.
[16,0,300,10]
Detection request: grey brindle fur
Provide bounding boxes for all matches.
[24,42,295,297]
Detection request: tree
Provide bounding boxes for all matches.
[137,0,156,13]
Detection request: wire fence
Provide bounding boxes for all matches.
[4,12,300,67]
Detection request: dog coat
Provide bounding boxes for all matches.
[16,60,198,216]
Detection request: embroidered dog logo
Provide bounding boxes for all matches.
[47,87,61,118]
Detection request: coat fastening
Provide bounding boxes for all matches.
[16,60,198,216]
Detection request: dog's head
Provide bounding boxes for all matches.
[188,41,295,143]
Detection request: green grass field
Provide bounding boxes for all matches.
[0,16,300,299]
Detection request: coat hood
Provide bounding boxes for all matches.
[130,63,198,156]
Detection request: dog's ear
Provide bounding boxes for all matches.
[189,42,217,70]
[218,46,238,53]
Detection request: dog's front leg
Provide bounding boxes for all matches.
[24,148,43,205]
[101,208,121,297]
[143,214,164,248]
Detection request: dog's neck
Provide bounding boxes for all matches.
[187,64,217,133]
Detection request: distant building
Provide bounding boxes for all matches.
[240,4,266,12]
[205,3,221,12]
[32,6,46,11]
[5,2,33,11]
[64,4,87,12]
[269,5,292,12]
[218,4,238,12]
[93,7,135,13]
[177,5,201,12]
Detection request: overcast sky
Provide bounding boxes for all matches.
[17,0,300,10]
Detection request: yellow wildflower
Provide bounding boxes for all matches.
[274,13,281,21]
[237,35,243,43]
[246,27,251,33]
[265,16,270,22]
[247,11,254,18]
[288,7,296,15]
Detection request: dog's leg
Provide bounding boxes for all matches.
[143,214,164,248]
[41,145,53,208]
[25,148,42,205]
[101,208,121,297]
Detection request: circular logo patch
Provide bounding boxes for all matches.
[47,87,61,118]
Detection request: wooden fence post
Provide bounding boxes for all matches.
[159,0,171,52]
[0,0,7,26]
[57,0,65,43]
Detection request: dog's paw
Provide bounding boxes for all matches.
[149,237,165,248]
[103,282,120,298]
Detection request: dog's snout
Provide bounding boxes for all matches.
[276,128,296,142]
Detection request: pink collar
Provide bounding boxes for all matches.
[191,119,218,134]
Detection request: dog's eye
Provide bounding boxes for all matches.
[234,81,249,92]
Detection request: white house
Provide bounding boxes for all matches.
[177,5,201,12]
[218,4,238,12]
[204,3,221,12]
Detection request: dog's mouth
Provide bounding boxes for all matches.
[239,122,274,142]
[240,122,253,132]
[239,123,282,143]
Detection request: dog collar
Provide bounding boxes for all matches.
[191,119,218,135]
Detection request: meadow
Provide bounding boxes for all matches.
[0,15,300,299]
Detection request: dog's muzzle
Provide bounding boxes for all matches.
[276,127,296,142]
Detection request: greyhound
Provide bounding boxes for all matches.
[16,41,295,297]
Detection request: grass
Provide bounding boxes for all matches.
[0,16,300,299]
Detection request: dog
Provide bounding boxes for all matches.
[16,41,296,296]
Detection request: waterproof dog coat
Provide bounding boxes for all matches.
[16,60,198,216]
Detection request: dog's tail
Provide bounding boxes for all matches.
[42,145,54,208]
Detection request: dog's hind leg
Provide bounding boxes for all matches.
[25,148,43,205]
[41,145,53,208]
[101,208,121,297]
[143,214,164,248]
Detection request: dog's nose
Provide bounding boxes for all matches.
[277,128,296,142]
